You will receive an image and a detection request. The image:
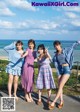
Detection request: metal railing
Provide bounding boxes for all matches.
[74,61,80,90]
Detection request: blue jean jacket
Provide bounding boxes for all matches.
[53,41,80,75]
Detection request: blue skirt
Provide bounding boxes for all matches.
[6,65,21,76]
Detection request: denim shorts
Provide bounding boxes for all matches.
[58,65,71,76]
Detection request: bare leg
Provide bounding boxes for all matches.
[51,74,70,106]
[8,74,13,97]
[47,89,51,103]
[29,93,33,102]
[58,75,63,104]
[37,89,42,105]
[25,90,31,102]
[38,89,42,101]
[13,75,19,100]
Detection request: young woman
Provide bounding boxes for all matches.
[36,44,56,105]
[49,40,80,109]
[4,41,24,100]
[21,39,36,102]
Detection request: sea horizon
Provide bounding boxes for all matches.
[0,39,77,41]
[0,40,80,62]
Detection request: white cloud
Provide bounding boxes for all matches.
[63,7,80,12]
[35,21,58,30]
[30,30,46,35]
[0,8,15,16]
[13,20,59,30]
[0,2,15,16]
[52,5,80,13]
[6,0,38,11]
[1,18,80,36]
[65,12,78,19]
[0,20,13,28]
[61,30,68,33]
[71,20,80,26]
[0,19,60,36]
[0,19,59,30]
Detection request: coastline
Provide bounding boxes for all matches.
[0,56,8,60]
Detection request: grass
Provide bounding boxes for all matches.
[0,60,80,95]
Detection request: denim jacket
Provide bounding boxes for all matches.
[53,41,80,75]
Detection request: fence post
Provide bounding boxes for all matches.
[74,61,80,90]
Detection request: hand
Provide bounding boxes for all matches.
[21,54,23,58]
[14,41,16,45]
[45,49,48,54]
[77,41,80,44]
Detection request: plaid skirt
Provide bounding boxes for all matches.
[37,65,56,89]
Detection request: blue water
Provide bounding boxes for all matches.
[0,40,80,50]
[0,40,80,61]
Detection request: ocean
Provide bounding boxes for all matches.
[0,40,80,62]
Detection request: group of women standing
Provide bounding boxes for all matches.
[4,39,80,110]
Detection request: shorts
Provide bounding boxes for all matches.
[57,65,71,76]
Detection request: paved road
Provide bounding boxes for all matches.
[0,90,80,112]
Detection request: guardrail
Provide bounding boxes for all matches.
[74,61,80,90]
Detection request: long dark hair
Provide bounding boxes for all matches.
[28,39,36,49]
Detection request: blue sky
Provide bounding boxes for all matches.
[0,0,80,40]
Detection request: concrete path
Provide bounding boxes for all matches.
[0,90,80,112]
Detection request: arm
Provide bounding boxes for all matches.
[53,56,60,76]
[34,56,40,62]
[45,49,52,62]
[71,41,80,49]
[65,41,80,53]
[34,51,37,59]
[4,42,16,53]
[34,51,37,62]
[37,57,40,73]
[34,58,38,62]
[21,51,28,58]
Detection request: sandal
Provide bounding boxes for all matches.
[30,97,34,102]
[37,100,42,105]
[24,97,31,102]
[15,96,19,101]
[49,104,55,110]
[47,101,50,106]
[58,102,64,109]
[49,102,55,110]
[13,94,19,101]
